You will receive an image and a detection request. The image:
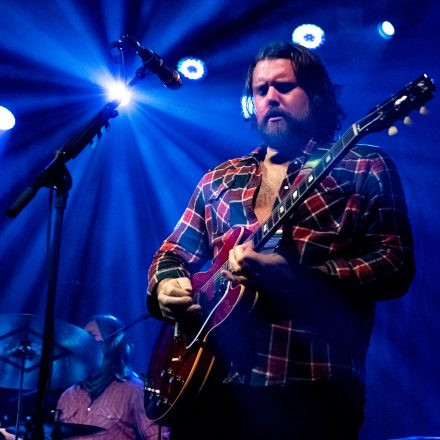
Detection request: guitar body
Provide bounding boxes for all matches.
[144,226,258,424]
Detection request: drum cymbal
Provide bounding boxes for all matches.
[6,422,106,439]
[0,313,103,389]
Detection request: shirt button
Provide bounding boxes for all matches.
[284,185,289,190]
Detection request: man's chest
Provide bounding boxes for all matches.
[254,163,288,224]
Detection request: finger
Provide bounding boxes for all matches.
[221,270,248,286]
[160,309,175,322]
[228,249,241,273]
[241,241,255,252]
[161,280,192,297]
[176,277,193,292]
[161,294,193,306]
[159,296,192,313]
[161,303,201,321]
[235,242,255,264]
[186,304,202,314]
[163,288,193,298]
[233,243,251,268]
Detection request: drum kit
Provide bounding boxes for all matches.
[0,313,106,439]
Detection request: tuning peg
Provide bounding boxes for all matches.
[388,126,398,136]
[403,116,413,126]
[419,105,429,115]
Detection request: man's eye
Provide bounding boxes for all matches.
[255,85,268,96]
[275,83,296,93]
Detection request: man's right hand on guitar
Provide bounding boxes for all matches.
[156,277,202,321]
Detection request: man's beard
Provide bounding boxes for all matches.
[257,109,313,152]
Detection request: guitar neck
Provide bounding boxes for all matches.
[249,125,361,251]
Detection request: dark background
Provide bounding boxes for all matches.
[0,0,439,438]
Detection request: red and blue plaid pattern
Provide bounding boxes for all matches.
[148,142,414,386]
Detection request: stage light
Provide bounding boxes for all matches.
[105,80,132,106]
[292,24,325,49]
[378,21,395,39]
[241,96,254,120]
[0,106,15,131]
[177,57,206,80]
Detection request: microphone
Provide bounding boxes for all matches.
[109,40,124,65]
[121,35,182,90]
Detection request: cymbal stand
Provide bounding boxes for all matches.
[10,340,34,440]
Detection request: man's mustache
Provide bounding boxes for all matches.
[263,109,291,124]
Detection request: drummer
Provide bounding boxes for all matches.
[56,314,166,440]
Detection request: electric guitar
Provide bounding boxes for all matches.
[144,74,435,425]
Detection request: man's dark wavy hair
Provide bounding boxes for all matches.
[244,41,344,143]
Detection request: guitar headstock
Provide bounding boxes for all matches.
[357,74,435,135]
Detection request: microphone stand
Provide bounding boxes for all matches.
[6,63,162,440]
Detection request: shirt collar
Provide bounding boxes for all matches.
[239,138,319,166]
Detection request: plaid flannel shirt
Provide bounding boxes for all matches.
[147,141,414,386]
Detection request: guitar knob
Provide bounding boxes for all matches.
[388,126,398,136]
[419,105,429,115]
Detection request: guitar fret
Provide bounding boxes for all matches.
[298,181,307,196]
[267,216,273,229]
[252,232,259,247]
[315,161,325,176]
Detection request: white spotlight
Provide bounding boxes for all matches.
[0,106,15,131]
[292,24,325,49]
[378,21,395,39]
[177,58,206,80]
[106,81,132,106]
[241,96,254,120]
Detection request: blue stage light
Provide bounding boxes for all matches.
[292,24,325,49]
[378,21,395,39]
[105,80,132,106]
[0,106,15,131]
[177,58,206,80]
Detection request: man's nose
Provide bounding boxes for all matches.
[266,85,280,105]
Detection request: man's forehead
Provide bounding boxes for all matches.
[252,58,297,83]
